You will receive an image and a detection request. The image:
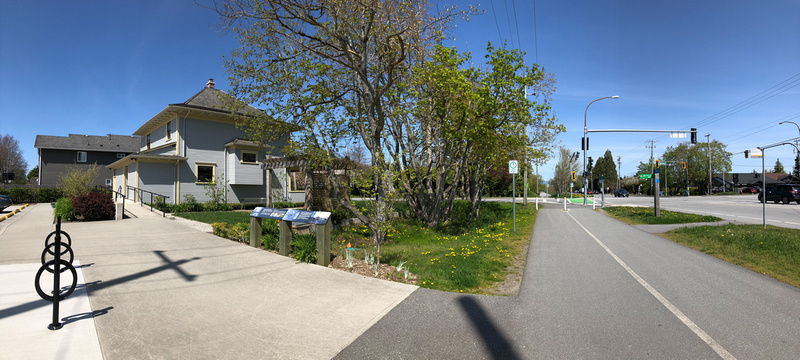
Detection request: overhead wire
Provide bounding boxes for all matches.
[488,0,504,45]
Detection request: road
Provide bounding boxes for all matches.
[336,204,800,359]
[603,194,800,229]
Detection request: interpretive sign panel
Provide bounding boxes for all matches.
[283,209,332,225]
[250,207,289,220]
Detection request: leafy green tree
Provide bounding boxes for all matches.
[393,43,560,225]
[214,0,469,264]
[661,140,731,195]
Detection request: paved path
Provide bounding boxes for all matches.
[0,203,415,359]
[337,204,800,359]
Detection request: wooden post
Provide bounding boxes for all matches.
[279,220,292,256]
[249,216,262,247]
[316,222,332,266]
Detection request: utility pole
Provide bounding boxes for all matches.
[646,140,656,193]
[706,134,711,195]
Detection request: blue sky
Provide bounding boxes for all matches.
[2,0,799,182]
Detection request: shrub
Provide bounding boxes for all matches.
[261,234,278,250]
[39,187,65,203]
[54,197,76,221]
[72,192,115,221]
[290,234,317,263]
[59,164,100,199]
[211,222,231,238]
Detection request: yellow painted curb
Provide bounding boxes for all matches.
[0,203,29,222]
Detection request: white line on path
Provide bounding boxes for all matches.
[566,211,736,360]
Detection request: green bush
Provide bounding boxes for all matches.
[290,234,317,263]
[211,222,250,242]
[53,197,76,221]
[261,234,278,250]
[0,187,63,203]
[72,192,115,221]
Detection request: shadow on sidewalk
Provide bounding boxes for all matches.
[458,296,521,360]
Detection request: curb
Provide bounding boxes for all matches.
[0,203,30,222]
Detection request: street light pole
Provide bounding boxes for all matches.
[779,121,800,180]
[583,95,619,205]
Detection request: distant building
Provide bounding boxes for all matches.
[34,134,140,187]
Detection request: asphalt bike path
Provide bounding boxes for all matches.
[337,204,800,359]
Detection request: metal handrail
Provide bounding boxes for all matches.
[125,185,169,217]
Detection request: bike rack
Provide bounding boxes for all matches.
[34,216,77,330]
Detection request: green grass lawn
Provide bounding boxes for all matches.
[335,202,536,294]
[662,224,800,288]
[603,206,721,225]
[173,203,537,294]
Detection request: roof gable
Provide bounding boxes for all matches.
[35,134,140,153]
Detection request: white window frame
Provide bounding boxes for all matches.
[77,151,87,163]
[105,179,112,186]
[166,121,172,140]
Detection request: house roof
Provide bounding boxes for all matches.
[35,134,140,153]
[107,154,187,169]
[134,85,262,136]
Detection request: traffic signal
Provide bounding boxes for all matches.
[571,171,576,181]
[655,159,660,169]
[744,150,749,158]
[681,161,686,169]
[690,128,697,144]
[587,157,593,172]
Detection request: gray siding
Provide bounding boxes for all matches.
[180,118,247,203]
[39,148,129,187]
[137,163,177,204]
[228,149,263,185]
[147,144,177,156]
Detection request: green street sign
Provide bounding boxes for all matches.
[639,174,652,180]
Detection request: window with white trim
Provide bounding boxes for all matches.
[77,151,87,163]
[105,179,112,186]
[166,121,172,140]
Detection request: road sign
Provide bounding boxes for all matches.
[750,148,763,158]
[509,160,519,174]
[639,174,652,179]
[599,175,604,185]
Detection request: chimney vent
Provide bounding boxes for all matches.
[206,78,215,89]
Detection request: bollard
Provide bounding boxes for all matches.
[563,198,567,211]
[592,197,596,210]
[535,198,539,210]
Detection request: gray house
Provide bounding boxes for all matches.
[34,134,140,187]
[108,79,303,205]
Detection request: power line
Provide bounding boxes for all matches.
[511,0,522,50]
[488,0,504,44]
[504,0,516,48]
[532,0,539,63]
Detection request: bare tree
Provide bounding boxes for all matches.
[0,134,27,184]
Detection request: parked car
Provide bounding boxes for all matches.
[757,184,800,204]
[0,195,12,211]
[613,189,629,197]
[740,186,760,194]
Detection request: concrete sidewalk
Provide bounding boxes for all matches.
[0,203,416,359]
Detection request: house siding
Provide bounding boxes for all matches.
[39,149,122,187]
[181,117,248,203]
[229,148,264,185]
[137,162,177,204]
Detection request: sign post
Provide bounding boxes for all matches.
[599,175,605,207]
[509,160,518,232]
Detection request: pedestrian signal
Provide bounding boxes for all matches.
[655,159,660,169]
[571,171,576,181]
[681,161,686,169]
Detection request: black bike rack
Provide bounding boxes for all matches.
[35,216,77,330]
